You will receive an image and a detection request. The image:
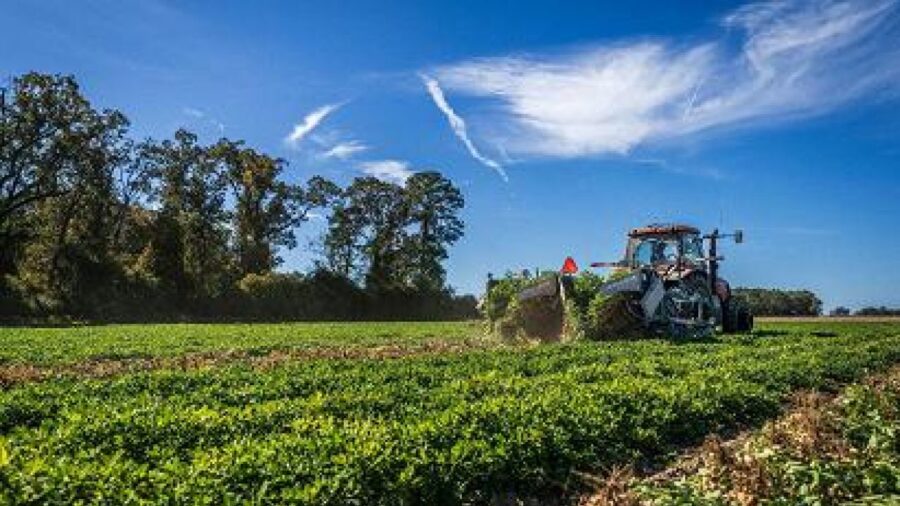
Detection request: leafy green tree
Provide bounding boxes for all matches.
[138,130,233,302]
[323,172,464,293]
[402,171,464,291]
[856,306,900,316]
[1,73,132,312]
[322,195,365,280]
[0,73,128,278]
[0,71,470,321]
[733,288,823,316]
[214,141,339,275]
[830,306,851,316]
[325,177,407,290]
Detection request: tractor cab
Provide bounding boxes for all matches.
[625,224,705,277]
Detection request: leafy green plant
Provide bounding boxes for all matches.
[635,363,900,505]
[0,322,898,504]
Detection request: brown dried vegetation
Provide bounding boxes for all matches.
[0,339,496,388]
[580,366,900,506]
[577,467,640,506]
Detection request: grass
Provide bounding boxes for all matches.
[1,321,899,504]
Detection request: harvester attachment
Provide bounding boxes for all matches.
[508,262,646,341]
[512,274,570,341]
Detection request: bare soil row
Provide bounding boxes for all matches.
[0,338,502,388]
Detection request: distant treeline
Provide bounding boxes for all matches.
[831,306,900,317]
[733,288,823,316]
[855,307,900,316]
[0,72,476,322]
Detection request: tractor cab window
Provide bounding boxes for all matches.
[633,240,657,266]
[659,241,678,263]
[633,238,679,266]
[681,234,704,262]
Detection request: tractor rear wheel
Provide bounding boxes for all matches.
[723,298,754,333]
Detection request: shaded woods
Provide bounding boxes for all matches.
[0,73,476,322]
[733,287,822,316]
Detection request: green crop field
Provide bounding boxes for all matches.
[1,321,899,504]
[0,321,487,365]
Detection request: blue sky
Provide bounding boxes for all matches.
[3,0,899,309]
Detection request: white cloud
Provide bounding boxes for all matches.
[182,107,225,134]
[183,107,204,118]
[359,159,415,184]
[321,140,368,160]
[429,0,900,159]
[285,103,341,148]
[421,74,508,181]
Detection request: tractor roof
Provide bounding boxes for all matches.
[628,223,700,238]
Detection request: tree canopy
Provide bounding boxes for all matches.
[323,172,463,293]
[0,72,472,321]
[733,288,823,316]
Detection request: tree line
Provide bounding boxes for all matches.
[831,306,900,317]
[733,288,823,316]
[0,72,476,321]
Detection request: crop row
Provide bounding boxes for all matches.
[632,366,900,504]
[0,321,484,366]
[1,325,899,504]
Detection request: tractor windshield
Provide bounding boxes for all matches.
[631,233,704,267]
[632,237,678,266]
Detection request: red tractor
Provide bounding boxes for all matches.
[517,223,753,338]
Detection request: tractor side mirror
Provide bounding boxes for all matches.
[734,229,744,244]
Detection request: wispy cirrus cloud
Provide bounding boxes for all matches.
[427,0,900,159]
[285,103,341,148]
[421,74,508,181]
[182,107,225,134]
[321,140,369,160]
[359,159,415,184]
